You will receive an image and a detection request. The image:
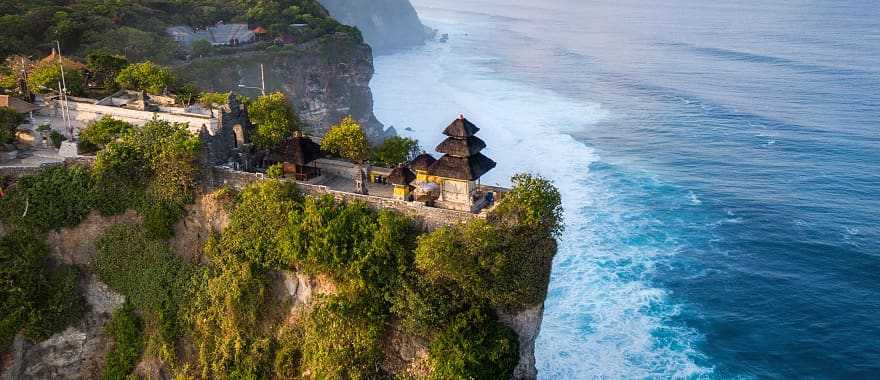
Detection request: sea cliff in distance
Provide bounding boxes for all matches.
[318,0,434,52]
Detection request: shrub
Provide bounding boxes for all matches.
[492,173,564,237]
[266,163,284,179]
[95,223,188,359]
[0,232,83,349]
[0,106,25,144]
[372,136,420,167]
[49,130,65,149]
[428,305,519,380]
[102,302,143,380]
[248,92,299,149]
[391,276,470,337]
[415,218,557,311]
[0,164,94,232]
[78,116,134,151]
[184,244,276,379]
[301,294,385,379]
[221,180,300,268]
[142,202,184,240]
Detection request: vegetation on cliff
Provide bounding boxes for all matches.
[0,0,360,63]
[0,138,560,379]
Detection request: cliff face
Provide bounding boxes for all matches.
[175,35,390,141]
[317,0,432,52]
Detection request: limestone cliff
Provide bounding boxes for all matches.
[317,0,433,52]
[175,35,391,142]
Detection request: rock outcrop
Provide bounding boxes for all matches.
[176,35,390,142]
[317,0,433,52]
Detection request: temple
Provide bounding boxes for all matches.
[409,115,497,212]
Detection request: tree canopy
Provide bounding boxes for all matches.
[372,135,420,167]
[321,116,370,163]
[115,62,175,95]
[0,107,25,144]
[248,92,299,149]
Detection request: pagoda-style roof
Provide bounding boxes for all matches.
[409,153,437,171]
[443,115,480,137]
[272,132,323,165]
[435,135,486,157]
[0,95,39,113]
[429,153,496,181]
[388,164,416,186]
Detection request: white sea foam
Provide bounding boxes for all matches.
[372,25,710,379]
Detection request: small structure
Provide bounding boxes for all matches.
[269,131,323,180]
[388,164,416,201]
[410,152,436,182]
[167,22,255,47]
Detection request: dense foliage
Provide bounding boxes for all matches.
[415,174,562,310]
[26,56,85,96]
[428,305,519,380]
[0,0,360,63]
[0,232,83,350]
[78,116,135,153]
[0,106,24,144]
[0,165,95,232]
[92,118,200,237]
[115,62,175,95]
[248,92,300,149]
[95,224,188,363]
[321,115,370,163]
[101,302,144,380]
[372,135,420,167]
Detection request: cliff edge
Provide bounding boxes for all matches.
[317,0,433,52]
[176,35,390,141]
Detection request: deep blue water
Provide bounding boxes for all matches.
[369,1,880,378]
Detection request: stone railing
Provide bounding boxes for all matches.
[210,166,479,230]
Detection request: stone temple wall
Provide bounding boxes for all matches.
[209,166,479,231]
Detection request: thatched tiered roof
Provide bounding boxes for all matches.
[271,131,323,165]
[410,153,437,171]
[388,164,416,186]
[430,115,496,181]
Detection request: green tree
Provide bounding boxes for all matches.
[320,116,370,163]
[115,62,174,95]
[78,116,134,152]
[85,27,177,63]
[85,52,128,91]
[372,135,420,167]
[266,163,284,179]
[27,58,85,96]
[0,106,25,144]
[248,92,299,149]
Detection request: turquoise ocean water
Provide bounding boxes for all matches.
[370,1,880,378]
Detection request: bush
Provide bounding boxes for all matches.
[266,163,284,179]
[49,130,66,149]
[414,174,562,311]
[0,165,94,232]
[301,294,385,379]
[102,302,143,380]
[184,243,276,379]
[142,202,184,240]
[27,58,85,96]
[372,136,420,167]
[0,232,83,349]
[78,116,134,151]
[428,305,519,380]
[0,106,25,144]
[391,276,470,337]
[220,180,300,268]
[95,224,188,360]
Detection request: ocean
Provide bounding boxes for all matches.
[368,0,880,378]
